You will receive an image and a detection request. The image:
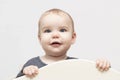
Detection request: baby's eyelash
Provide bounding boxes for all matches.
[44,29,51,33]
[60,29,67,32]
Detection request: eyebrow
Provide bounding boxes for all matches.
[59,26,69,29]
[41,25,70,31]
[41,26,51,30]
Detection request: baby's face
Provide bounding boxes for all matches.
[39,13,76,56]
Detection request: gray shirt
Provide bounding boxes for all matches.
[16,56,76,78]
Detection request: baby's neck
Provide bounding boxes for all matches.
[40,55,67,64]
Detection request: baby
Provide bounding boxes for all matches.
[16,8,111,78]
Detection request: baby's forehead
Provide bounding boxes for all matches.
[41,13,73,25]
[42,12,71,21]
[42,14,72,26]
[38,9,75,33]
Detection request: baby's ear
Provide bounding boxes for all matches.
[71,32,76,44]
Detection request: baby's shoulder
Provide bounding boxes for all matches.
[24,56,40,66]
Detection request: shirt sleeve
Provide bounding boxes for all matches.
[16,57,37,78]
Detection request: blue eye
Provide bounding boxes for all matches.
[44,29,51,33]
[60,29,67,32]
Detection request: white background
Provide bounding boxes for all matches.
[0,0,120,80]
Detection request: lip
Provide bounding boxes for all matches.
[50,41,62,47]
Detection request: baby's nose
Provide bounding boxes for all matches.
[52,31,60,38]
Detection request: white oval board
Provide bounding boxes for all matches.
[13,59,120,80]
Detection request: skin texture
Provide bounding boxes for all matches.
[39,14,76,58]
[23,9,111,78]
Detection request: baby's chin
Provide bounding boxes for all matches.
[46,52,66,57]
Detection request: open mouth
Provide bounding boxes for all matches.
[50,42,61,47]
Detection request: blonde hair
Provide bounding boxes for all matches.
[38,8,74,36]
